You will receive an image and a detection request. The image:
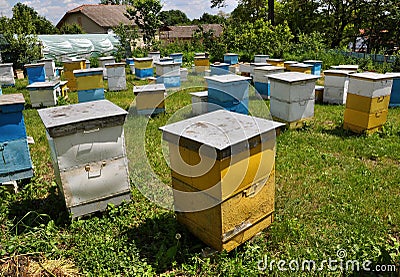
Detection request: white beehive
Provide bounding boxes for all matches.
[180,68,188,81]
[250,63,270,76]
[155,61,181,77]
[105,62,127,91]
[27,81,61,107]
[0,63,15,86]
[253,66,285,83]
[348,72,393,98]
[98,56,115,79]
[39,59,56,79]
[38,100,130,218]
[190,91,208,115]
[254,54,270,63]
[323,69,356,104]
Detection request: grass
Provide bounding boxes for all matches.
[0,68,399,276]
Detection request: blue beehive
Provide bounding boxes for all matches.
[210,63,230,75]
[0,86,2,95]
[223,53,239,65]
[386,73,400,107]
[24,63,46,85]
[73,68,105,103]
[303,60,323,76]
[0,93,33,183]
[126,58,135,65]
[169,53,183,63]
[205,74,251,115]
[156,76,181,88]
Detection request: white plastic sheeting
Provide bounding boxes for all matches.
[38,34,120,60]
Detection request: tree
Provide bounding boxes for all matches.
[192,12,226,25]
[113,22,139,58]
[160,10,190,26]
[126,0,162,47]
[59,23,85,34]
[12,3,58,34]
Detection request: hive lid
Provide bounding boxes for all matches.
[190,91,208,97]
[170,53,183,55]
[38,100,127,130]
[27,81,60,89]
[105,62,125,67]
[204,74,251,83]
[98,56,115,60]
[62,58,86,63]
[385,72,400,78]
[289,63,313,68]
[323,69,356,75]
[303,60,322,63]
[330,64,359,70]
[266,58,284,62]
[133,57,153,62]
[148,51,160,54]
[254,66,284,72]
[250,62,271,67]
[0,93,25,106]
[133,84,166,95]
[254,54,269,57]
[211,63,230,67]
[160,110,284,156]
[24,62,45,68]
[349,72,393,81]
[155,61,181,66]
[0,63,13,67]
[224,53,238,56]
[268,72,319,83]
[73,67,103,74]
[284,61,298,64]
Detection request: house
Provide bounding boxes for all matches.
[159,24,223,42]
[56,4,135,34]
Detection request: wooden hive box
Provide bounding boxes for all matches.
[266,58,284,67]
[210,63,230,76]
[314,85,324,104]
[386,72,400,107]
[27,81,60,107]
[133,83,166,115]
[344,72,393,134]
[24,63,46,85]
[38,100,130,218]
[269,72,319,124]
[160,110,284,251]
[0,94,33,183]
[105,62,127,91]
[74,68,105,103]
[287,63,313,74]
[170,53,183,63]
[190,91,208,115]
[133,57,154,79]
[180,68,188,82]
[155,61,181,77]
[223,53,239,65]
[63,59,86,91]
[205,74,251,115]
[323,69,356,104]
[303,60,323,76]
[98,56,115,79]
[253,66,285,99]
[38,58,56,79]
[249,62,271,76]
[0,63,15,86]
[254,55,270,63]
[148,51,161,63]
[283,61,298,71]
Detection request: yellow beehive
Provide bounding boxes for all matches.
[344,109,388,131]
[346,93,390,114]
[133,84,166,115]
[75,73,104,91]
[133,57,153,69]
[266,58,284,67]
[63,59,86,91]
[194,56,210,67]
[160,110,284,252]
[287,63,313,74]
[174,170,275,252]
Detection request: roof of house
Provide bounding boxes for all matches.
[56,4,134,29]
[160,24,223,39]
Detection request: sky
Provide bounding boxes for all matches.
[0,0,237,24]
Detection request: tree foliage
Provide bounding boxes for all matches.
[160,10,190,26]
[12,3,58,34]
[192,13,226,25]
[59,23,85,34]
[126,0,162,47]
[112,22,139,59]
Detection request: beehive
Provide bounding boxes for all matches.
[0,63,15,86]
[287,63,313,74]
[98,56,115,79]
[155,61,181,77]
[303,60,323,76]
[39,58,56,79]
[27,81,60,107]
[229,65,239,74]
[330,64,359,71]
[180,68,188,82]
[266,58,284,67]
[126,58,134,65]
[269,72,319,124]
[314,85,324,104]
[210,63,230,76]
[85,60,91,69]
[160,57,174,62]
[38,100,130,218]
[250,63,271,76]
[133,57,154,79]
[148,51,161,63]
[223,53,239,65]
[190,91,208,115]
[25,63,46,85]
[253,66,285,99]
[63,59,86,91]
[105,62,127,91]
[205,74,251,115]
[15,69,24,80]
[344,72,392,134]
[170,53,183,63]
[0,94,33,183]
[133,84,166,115]
[323,69,356,104]
[194,56,210,72]
[59,81,69,99]
[239,63,251,76]
[385,73,400,107]
[74,68,105,103]
[254,55,270,63]
[160,110,284,251]
[283,61,298,71]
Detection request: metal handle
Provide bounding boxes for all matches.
[376,112,382,118]
[377,96,385,103]
[83,128,100,134]
[85,161,106,178]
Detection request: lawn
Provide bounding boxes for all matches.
[0,68,399,276]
